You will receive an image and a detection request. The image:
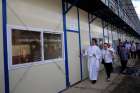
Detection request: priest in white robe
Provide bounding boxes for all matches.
[84,38,102,84]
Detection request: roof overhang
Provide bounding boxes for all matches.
[66,0,140,37]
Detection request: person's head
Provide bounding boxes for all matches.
[119,42,123,46]
[92,38,97,45]
[118,39,121,42]
[125,40,128,42]
[104,43,108,50]
[122,45,125,50]
[108,43,111,48]
[132,41,134,43]
[100,43,104,49]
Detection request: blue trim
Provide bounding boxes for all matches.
[88,13,92,45]
[62,0,70,87]
[2,0,10,93]
[67,29,79,33]
[77,8,83,80]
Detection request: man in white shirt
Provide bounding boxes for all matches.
[102,43,114,81]
[84,38,102,84]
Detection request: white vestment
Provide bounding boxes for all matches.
[85,45,101,80]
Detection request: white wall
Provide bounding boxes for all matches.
[90,18,105,71]
[66,6,78,31]
[0,0,5,93]
[79,9,90,79]
[7,0,65,93]
[90,18,103,39]
[66,8,90,80]
[6,0,132,93]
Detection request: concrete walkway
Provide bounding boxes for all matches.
[62,58,138,93]
[62,70,125,93]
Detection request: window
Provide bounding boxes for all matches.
[44,33,62,60]
[12,29,41,65]
[9,26,63,67]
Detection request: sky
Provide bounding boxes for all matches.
[132,0,140,19]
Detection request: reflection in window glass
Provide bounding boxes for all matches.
[44,33,62,60]
[12,29,41,65]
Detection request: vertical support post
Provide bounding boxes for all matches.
[88,13,92,45]
[111,25,114,46]
[107,23,109,43]
[77,8,83,80]
[62,0,70,88]
[102,20,105,43]
[117,28,119,40]
[2,0,10,93]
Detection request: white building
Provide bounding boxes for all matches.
[0,0,140,93]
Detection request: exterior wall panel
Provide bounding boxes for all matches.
[79,9,89,79]
[7,0,66,93]
[0,0,5,93]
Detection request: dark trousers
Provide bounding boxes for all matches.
[120,60,128,73]
[104,63,113,78]
[137,50,140,59]
[131,51,136,59]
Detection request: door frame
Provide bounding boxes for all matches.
[62,1,83,87]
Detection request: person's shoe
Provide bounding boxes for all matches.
[106,78,110,82]
[91,80,96,84]
[122,70,127,74]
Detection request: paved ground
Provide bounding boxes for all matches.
[62,59,140,93]
[62,70,125,93]
[110,59,140,93]
[110,76,140,93]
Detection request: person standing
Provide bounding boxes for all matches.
[120,45,129,73]
[102,43,114,81]
[84,38,102,84]
[117,42,123,58]
[125,41,131,59]
[136,43,140,59]
[131,41,136,59]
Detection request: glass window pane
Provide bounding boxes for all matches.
[12,29,41,65]
[44,33,62,60]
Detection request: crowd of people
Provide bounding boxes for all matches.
[83,38,140,84]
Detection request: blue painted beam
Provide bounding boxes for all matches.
[2,0,10,93]
[62,0,70,87]
[67,29,79,33]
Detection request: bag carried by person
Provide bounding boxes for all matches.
[101,59,105,64]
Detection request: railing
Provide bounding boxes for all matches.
[101,0,136,31]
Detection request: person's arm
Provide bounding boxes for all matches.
[96,47,102,60]
[82,49,87,56]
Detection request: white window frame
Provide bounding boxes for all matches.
[43,29,64,63]
[7,25,64,70]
